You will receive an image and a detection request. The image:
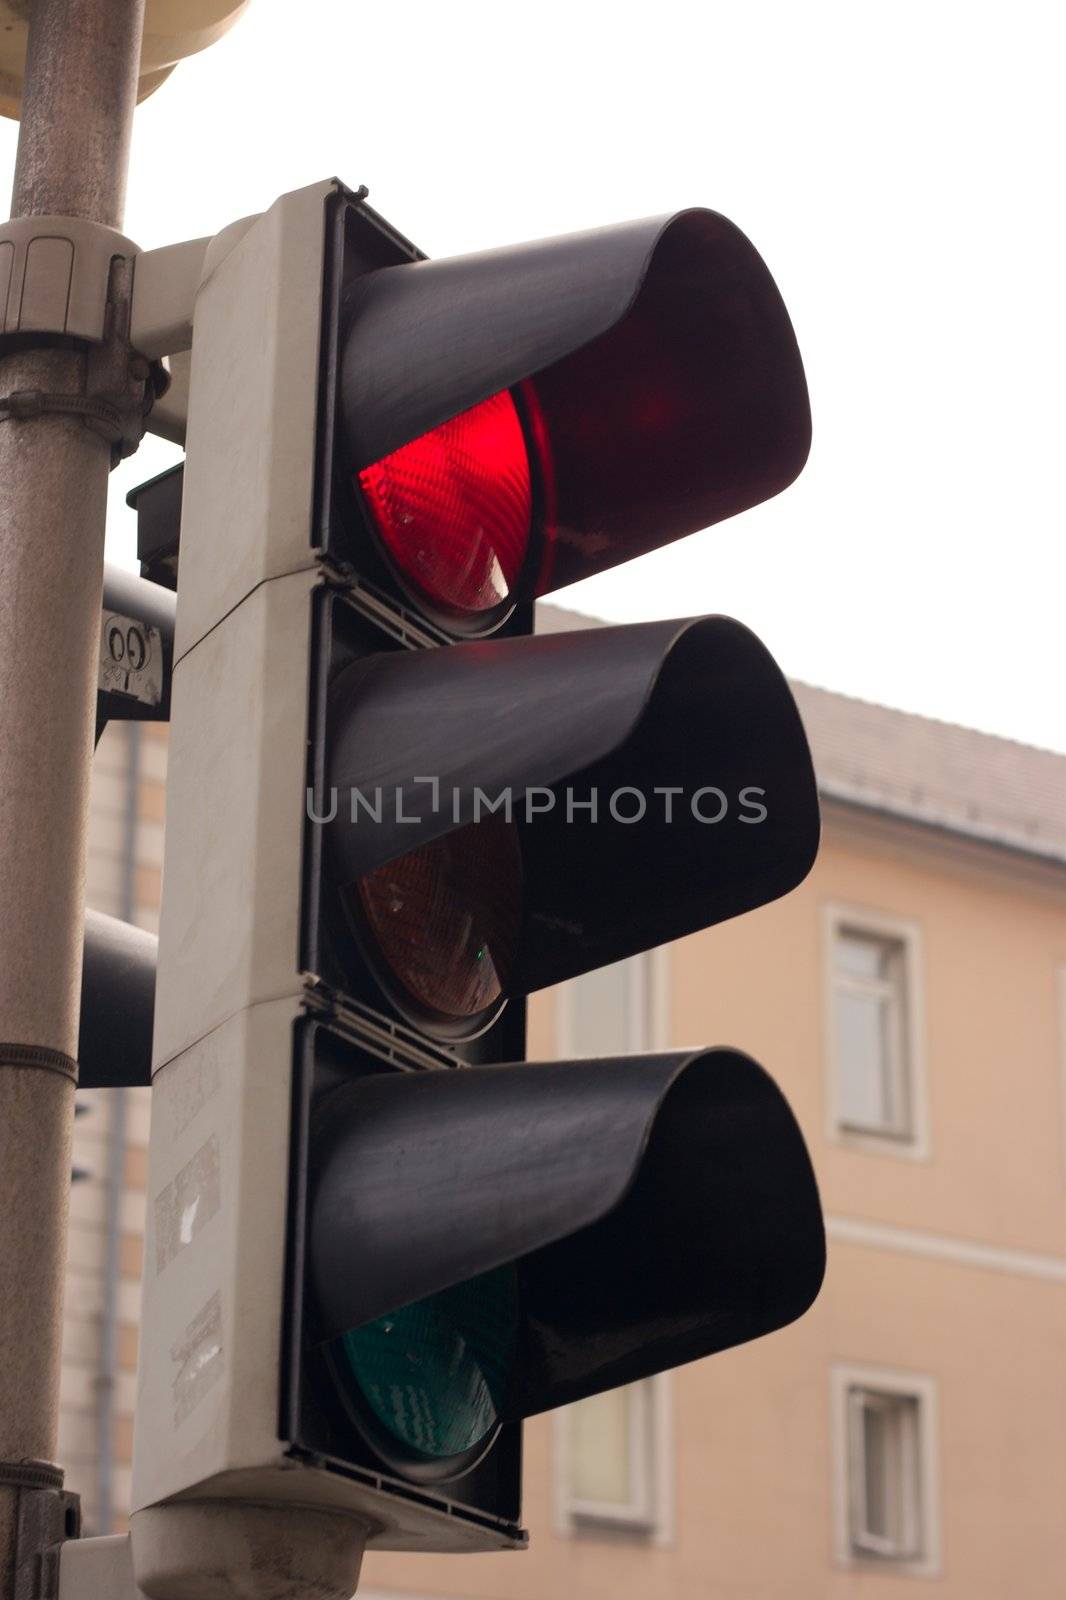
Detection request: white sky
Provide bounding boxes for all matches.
[2,0,1062,750]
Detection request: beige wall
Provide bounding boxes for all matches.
[363,809,1066,1599]
[671,812,1066,1254]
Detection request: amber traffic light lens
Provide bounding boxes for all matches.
[353,817,523,1029]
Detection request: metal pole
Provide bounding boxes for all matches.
[0,1,146,1591]
[11,0,142,227]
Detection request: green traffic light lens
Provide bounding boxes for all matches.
[337,1264,519,1471]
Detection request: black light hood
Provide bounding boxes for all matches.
[339,210,811,592]
[309,1047,825,1417]
[324,616,819,993]
[79,910,156,1089]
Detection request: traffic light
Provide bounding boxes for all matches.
[128,180,824,1600]
[96,563,174,745]
[79,910,155,1090]
[76,564,169,1095]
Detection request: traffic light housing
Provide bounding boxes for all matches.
[96,564,174,745]
[78,568,169,1093]
[79,911,155,1089]
[129,180,824,1600]
[319,202,809,632]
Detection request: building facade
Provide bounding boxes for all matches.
[71,612,1066,1594]
[63,721,165,1535]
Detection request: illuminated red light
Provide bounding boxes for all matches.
[357,390,534,623]
[353,818,523,1030]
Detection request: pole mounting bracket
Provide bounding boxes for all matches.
[0,215,167,463]
[0,1459,80,1600]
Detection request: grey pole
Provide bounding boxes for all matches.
[0,0,146,1588]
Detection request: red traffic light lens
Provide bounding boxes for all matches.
[357,390,534,624]
[353,818,522,1033]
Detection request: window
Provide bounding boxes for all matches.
[824,906,927,1154]
[556,1376,672,1540]
[567,1381,654,1526]
[848,1388,921,1556]
[556,950,661,1059]
[554,953,672,1541]
[835,927,909,1135]
[831,1365,940,1577]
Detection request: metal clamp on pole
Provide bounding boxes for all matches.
[0,215,167,463]
[0,1459,79,1600]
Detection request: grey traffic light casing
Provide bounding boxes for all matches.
[130,182,385,1598]
[131,182,537,1595]
[130,177,824,1600]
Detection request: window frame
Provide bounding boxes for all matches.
[831,1363,941,1578]
[553,948,673,1542]
[554,1373,675,1544]
[823,902,929,1159]
[565,1378,653,1528]
[554,945,669,1059]
[847,1386,921,1558]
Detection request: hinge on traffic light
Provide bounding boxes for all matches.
[0,1459,79,1600]
[323,568,453,651]
[304,983,466,1074]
